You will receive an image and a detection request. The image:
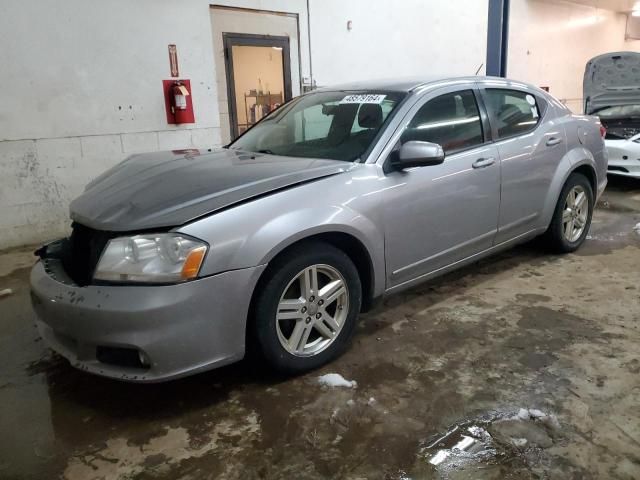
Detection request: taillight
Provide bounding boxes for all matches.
[600,125,606,138]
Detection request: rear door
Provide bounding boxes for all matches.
[480,87,566,243]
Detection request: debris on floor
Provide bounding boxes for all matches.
[0,288,12,299]
[510,407,560,428]
[317,373,357,388]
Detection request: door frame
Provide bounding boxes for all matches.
[223,32,293,140]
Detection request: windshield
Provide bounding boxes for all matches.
[595,104,640,118]
[229,90,406,161]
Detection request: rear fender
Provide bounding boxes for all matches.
[540,146,597,229]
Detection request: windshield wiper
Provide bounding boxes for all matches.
[257,149,275,155]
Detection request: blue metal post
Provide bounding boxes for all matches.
[486,0,510,77]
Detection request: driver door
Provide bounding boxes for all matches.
[382,86,501,289]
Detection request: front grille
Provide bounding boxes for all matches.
[62,223,117,286]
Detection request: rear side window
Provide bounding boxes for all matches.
[401,90,484,154]
[484,89,541,139]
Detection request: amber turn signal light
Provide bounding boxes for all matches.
[180,246,207,279]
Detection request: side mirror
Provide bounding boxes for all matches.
[390,141,445,170]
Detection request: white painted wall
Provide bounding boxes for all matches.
[308,0,489,85]
[508,0,640,113]
[0,0,489,249]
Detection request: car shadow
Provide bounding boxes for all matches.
[606,174,640,193]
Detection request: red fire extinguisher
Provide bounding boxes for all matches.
[163,79,194,124]
[172,81,190,123]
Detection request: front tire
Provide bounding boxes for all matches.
[543,172,594,253]
[251,241,362,374]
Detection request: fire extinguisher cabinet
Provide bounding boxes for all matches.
[162,79,195,124]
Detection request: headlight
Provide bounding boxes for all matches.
[93,234,208,283]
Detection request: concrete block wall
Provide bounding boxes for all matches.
[0,0,225,249]
[0,128,220,249]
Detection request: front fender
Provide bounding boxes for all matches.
[256,205,383,267]
[176,177,386,298]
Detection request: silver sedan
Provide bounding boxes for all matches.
[30,76,607,382]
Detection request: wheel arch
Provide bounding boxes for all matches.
[250,231,378,316]
[541,149,598,230]
[571,163,597,195]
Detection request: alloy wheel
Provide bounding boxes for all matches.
[275,264,349,357]
[562,185,589,243]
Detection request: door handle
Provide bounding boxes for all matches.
[546,137,563,146]
[472,157,495,169]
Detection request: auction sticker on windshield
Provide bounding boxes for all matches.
[340,94,386,104]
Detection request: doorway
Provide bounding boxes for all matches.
[210,6,301,144]
[223,33,292,139]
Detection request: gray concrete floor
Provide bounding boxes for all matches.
[1,176,639,480]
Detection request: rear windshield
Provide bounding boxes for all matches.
[229,90,406,161]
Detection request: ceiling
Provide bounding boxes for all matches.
[553,0,637,12]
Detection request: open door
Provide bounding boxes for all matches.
[223,33,292,140]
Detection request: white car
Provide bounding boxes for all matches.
[584,52,640,179]
[600,107,640,178]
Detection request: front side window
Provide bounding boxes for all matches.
[484,89,541,139]
[230,91,405,161]
[401,90,484,154]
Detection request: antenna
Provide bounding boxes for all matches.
[474,63,484,75]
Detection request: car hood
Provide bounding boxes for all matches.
[584,52,640,114]
[70,148,352,231]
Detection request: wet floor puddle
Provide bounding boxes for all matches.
[407,408,561,479]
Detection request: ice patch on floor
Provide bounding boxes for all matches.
[317,373,357,388]
[425,425,495,468]
[511,437,528,447]
[421,408,561,475]
[510,407,560,428]
[587,232,629,241]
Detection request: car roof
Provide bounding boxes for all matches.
[314,76,513,93]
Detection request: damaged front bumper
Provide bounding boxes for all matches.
[30,254,265,382]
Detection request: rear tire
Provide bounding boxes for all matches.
[250,241,362,374]
[543,172,593,253]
